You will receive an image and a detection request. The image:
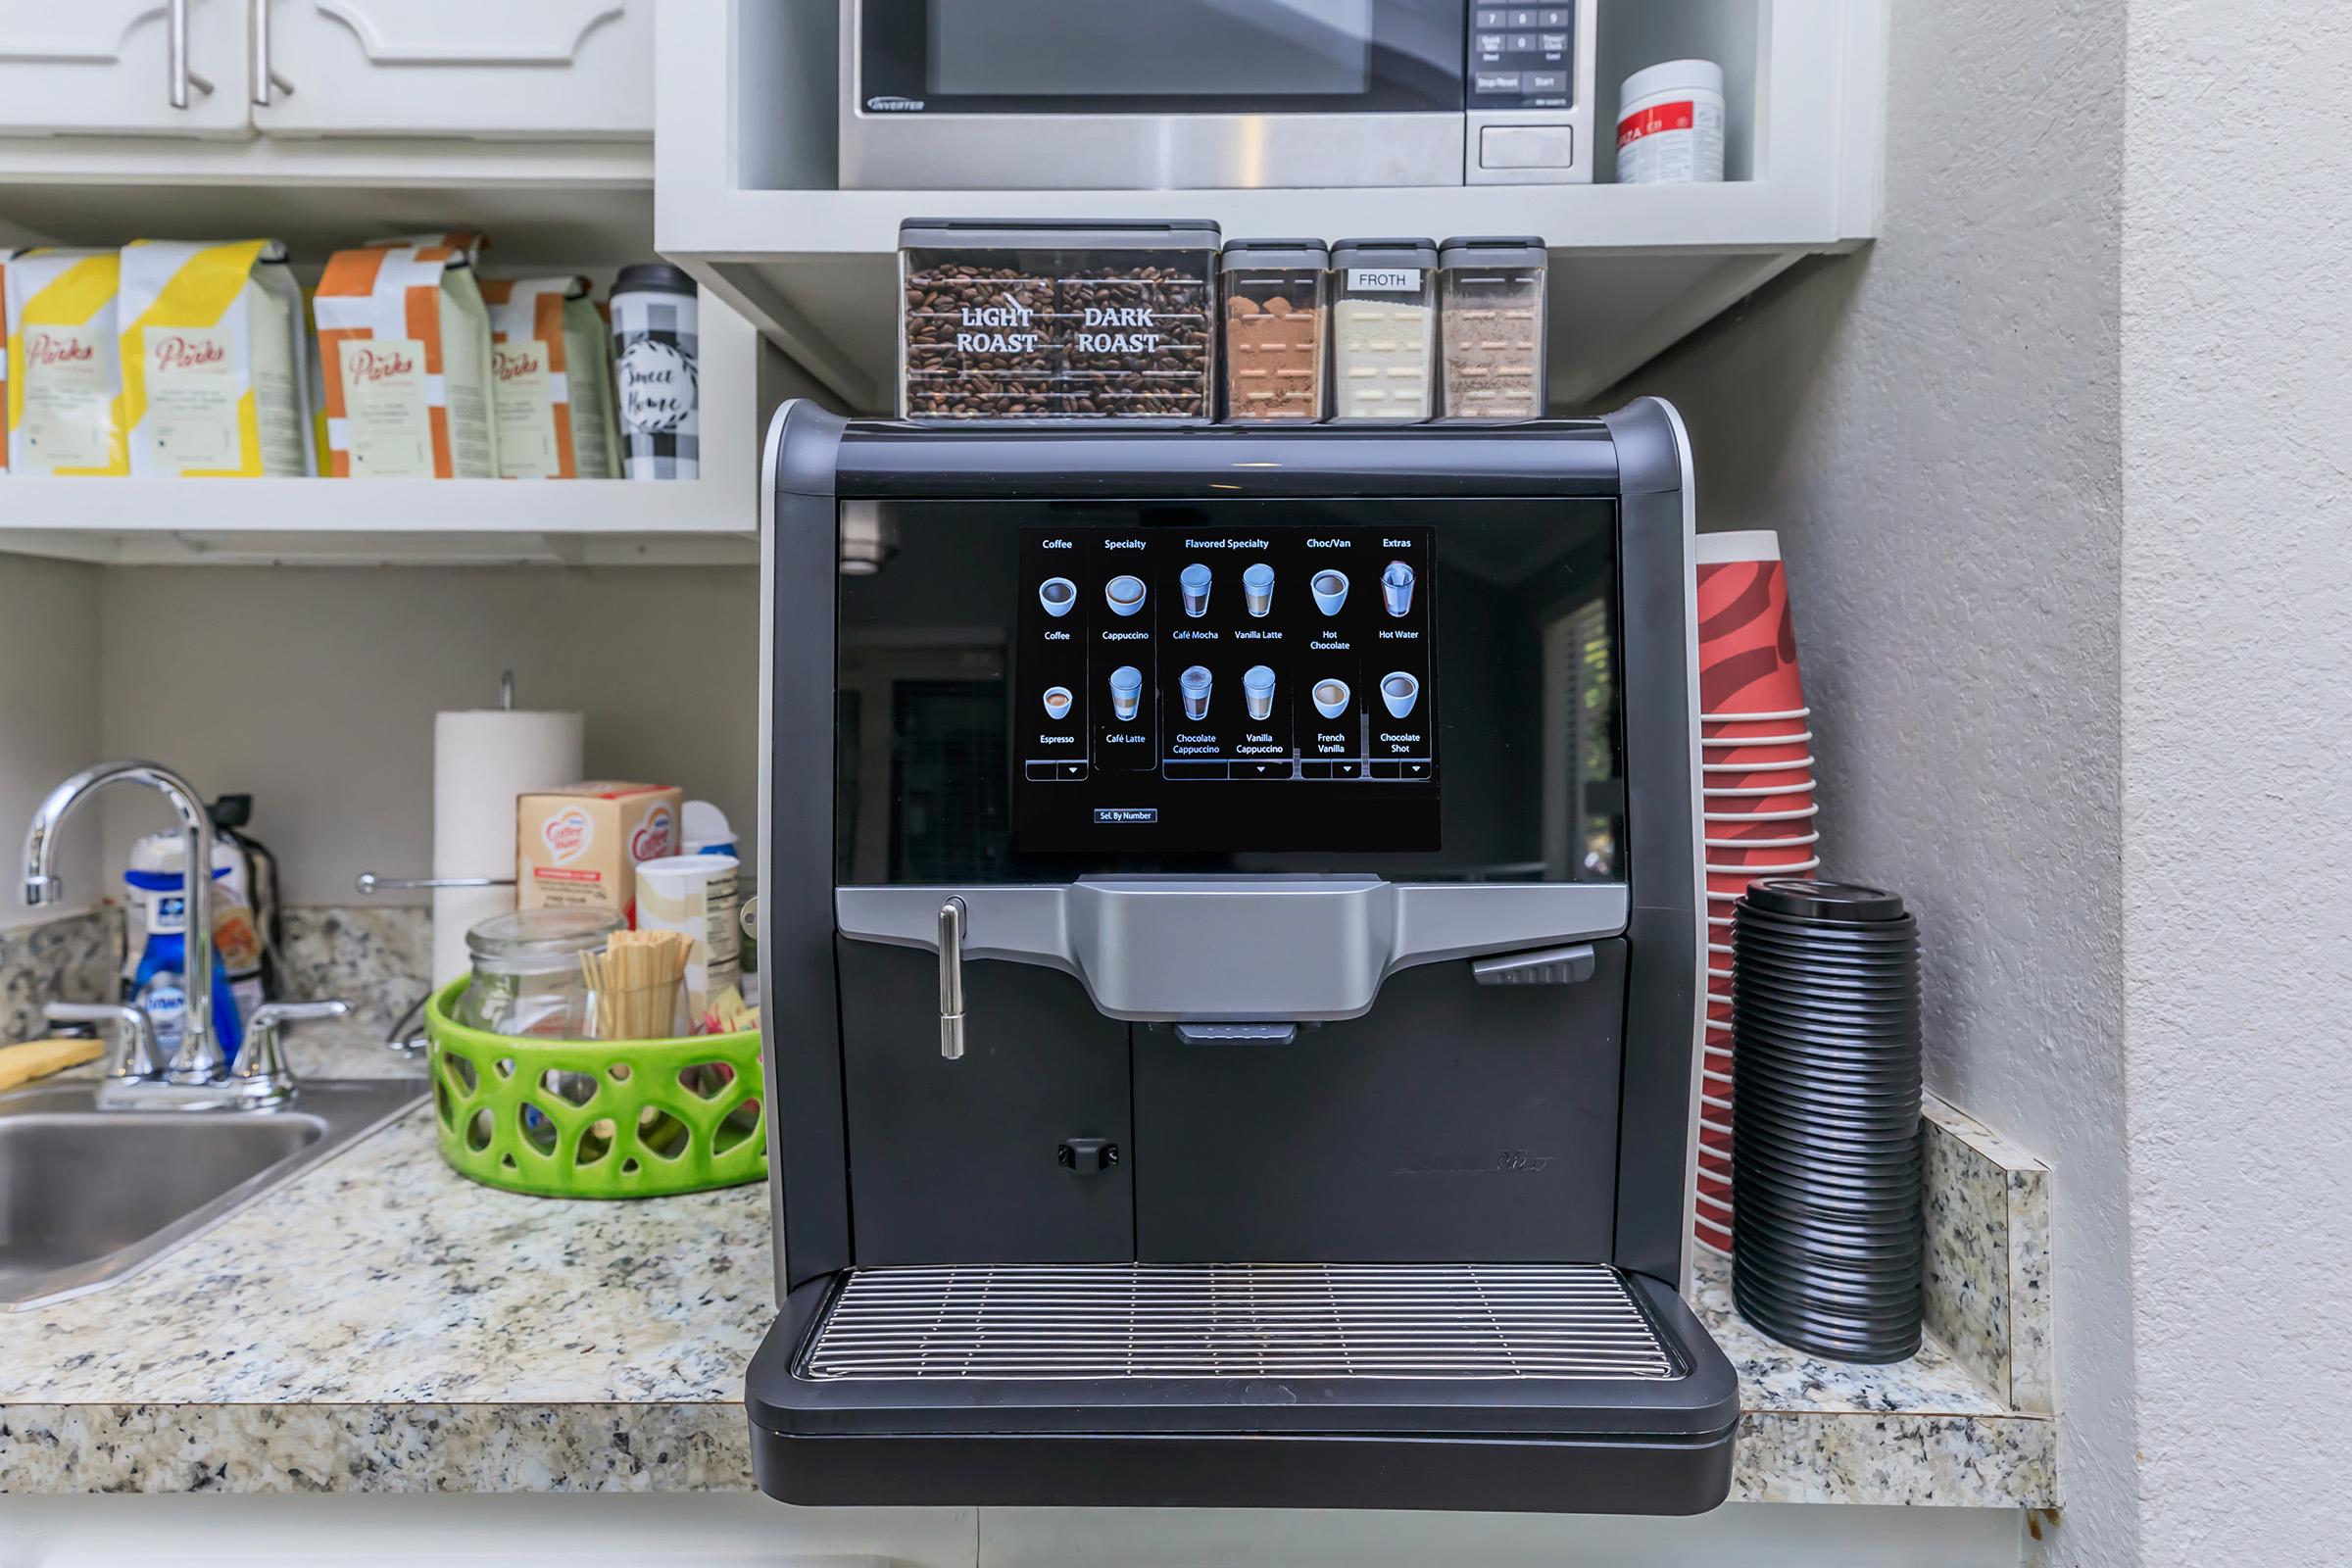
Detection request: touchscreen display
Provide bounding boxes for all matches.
[1014,522,1437,853]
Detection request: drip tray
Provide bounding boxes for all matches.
[804,1263,1680,1382]
[749,1263,1740,1514]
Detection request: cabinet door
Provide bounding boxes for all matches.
[249,0,651,138]
[0,0,252,137]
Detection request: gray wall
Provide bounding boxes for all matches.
[95,565,760,906]
[2123,4,2352,1563]
[0,554,103,926]
[1608,2,2132,1562]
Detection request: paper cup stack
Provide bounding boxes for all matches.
[1693,531,1820,1256]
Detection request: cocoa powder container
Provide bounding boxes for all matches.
[898,220,1218,423]
[1218,238,1328,422]
[1438,236,1549,421]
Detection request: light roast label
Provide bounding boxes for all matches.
[143,324,240,473]
[338,336,435,477]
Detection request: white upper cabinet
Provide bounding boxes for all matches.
[0,0,255,137]
[247,0,652,138]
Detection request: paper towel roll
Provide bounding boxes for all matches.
[430,708,585,987]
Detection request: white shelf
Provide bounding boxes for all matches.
[654,0,1886,412]
[0,285,762,567]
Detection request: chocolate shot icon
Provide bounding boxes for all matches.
[1381,671,1421,718]
[1110,665,1144,720]
[1180,563,1212,617]
[1180,664,1214,720]
[1381,561,1416,616]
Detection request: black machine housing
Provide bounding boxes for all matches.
[749,402,1734,1514]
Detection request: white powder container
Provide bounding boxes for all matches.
[1329,237,1438,422]
[1616,60,1727,185]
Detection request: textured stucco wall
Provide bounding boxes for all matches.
[2123,3,2352,1563]
[1612,2,2133,1561]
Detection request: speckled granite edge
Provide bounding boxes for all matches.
[0,1402,2054,1506]
[0,906,118,1044]
[280,906,432,1035]
[1922,1096,2054,1415]
[0,1403,749,1495]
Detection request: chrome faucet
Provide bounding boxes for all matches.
[25,761,225,1091]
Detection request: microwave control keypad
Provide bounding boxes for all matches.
[1469,5,1573,105]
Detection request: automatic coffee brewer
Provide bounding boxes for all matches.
[747,399,1737,1513]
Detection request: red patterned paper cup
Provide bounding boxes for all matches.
[1697,530,1807,715]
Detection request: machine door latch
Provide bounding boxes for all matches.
[1471,943,1597,986]
[1057,1138,1119,1175]
[938,897,967,1059]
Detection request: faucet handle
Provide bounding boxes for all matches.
[229,999,352,1102]
[44,1001,161,1081]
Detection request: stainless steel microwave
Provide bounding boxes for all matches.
[840,0,1597,189]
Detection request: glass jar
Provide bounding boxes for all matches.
[1218,238,1328,422]
[1329,237,1438,421]
[457,907,622,1039]
[1438,236,1548,420]
[898,219,1220,422]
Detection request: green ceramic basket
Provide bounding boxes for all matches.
[424,977,766,1199]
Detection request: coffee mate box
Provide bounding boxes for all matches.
[480,276,620,479]
[315,245,498,478]
[5,248,128,475]
[119,239,314,477]
[517,783,682,925]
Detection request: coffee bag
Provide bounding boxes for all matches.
[119,239,314,477]
[5,248,127,475]
[315,246,499,478]
[480,275,619,479]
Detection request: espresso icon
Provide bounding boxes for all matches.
[1381,561,1416,616]
[1180,563,1212,617]
[1243,563,1275,617]
[1381,670,1421,718]
[1040,576,1077,617]
[1180,664,1214,720]
[1244,664,1277,720]
[1106,574,1148,616]
[1110,665,1143,720]
[1311,569,1349,615]
[1313,678,1351,718]
[1043,686,1073,721]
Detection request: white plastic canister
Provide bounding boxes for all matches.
[1615,60,1727,185]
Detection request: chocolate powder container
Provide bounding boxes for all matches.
[1219,238,1328,422]
[1438,236,1548,420]
[898,220,1218,422]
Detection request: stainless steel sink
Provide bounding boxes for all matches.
[0,1076,425,1309]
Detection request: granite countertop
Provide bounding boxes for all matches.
[0,1023,2053,1504]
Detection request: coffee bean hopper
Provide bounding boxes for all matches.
[747,399,1736,1513]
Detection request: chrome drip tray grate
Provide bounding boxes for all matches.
[803,1263,1681,1382]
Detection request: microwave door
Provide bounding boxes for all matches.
[842,0,1467,190]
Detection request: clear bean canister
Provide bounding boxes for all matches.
[1329,237,1438,421]
[1438,235,1548,420]
[1219,238,1328,422]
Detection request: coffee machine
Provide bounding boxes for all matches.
[747,399,1736,1514]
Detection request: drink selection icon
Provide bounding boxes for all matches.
[1040,576,1077,617]
[1243,563,1275,616]
[1180,563,1212,617]
[1180,664,1214,720]
[1106,574,1148,616]
[1381,670,1421,718]
[1311,569,1348,615]
[1110,665,1144,720]
[1312,677,1351,718]
[1381,561,1416,617]
[1043,686,1073,720]
[1244,665,1277,720]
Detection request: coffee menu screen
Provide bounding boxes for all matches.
[1014,522,1438,853]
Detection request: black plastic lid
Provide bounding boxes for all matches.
[900,218,1221,251]
[612,262,698,298]
[208,794,253,830]
[1331,236,1439,270]
[1220,237,1330,272]
[1439,235,1548,269]
[1743,879,1908,923]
